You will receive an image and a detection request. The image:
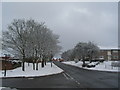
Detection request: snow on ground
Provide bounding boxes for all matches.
[63,60,120,72]
[0,87,5,89]
[0,62,63,78]
[0,87,18,90]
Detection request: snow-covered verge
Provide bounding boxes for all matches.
[62,61,120,72]
[0,87,18,90]
[0,87,5,90]
[0,62,63,78]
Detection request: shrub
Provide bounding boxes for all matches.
[87,65,95,68]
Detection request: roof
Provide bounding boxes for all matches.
[99,46,119,50]
[100,49,120,51]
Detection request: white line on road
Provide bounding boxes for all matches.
[65,72,74,80]
[63,73,69,80]
[28,78,34,80]
[75,80,80,85]
[64,72,81,85]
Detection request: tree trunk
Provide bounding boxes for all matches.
[28,62,30,66]
[36,62,38,70]
[51,61,52,67]
[4,62,7,76]
[35,49,38,70]
[45,59,46,65]
[89,55,92,63]
[22,61,25,71]
[83,60,85,65]
[82,57,86,67]
[22,55,25,71]
[41,59,44,68]
[33,62,35,70]
[36,60,39,70]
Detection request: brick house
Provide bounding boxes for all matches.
[99,49,120,60]
[0,56,13,70]
[0,57,21,70]
[0,60,14,70]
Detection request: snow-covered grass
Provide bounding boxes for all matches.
[0,62,63,78]
[0,87,5,89]
[63,60,120,72]
[0,87,18,90]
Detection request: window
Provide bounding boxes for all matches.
[112,56,118,59]
[112,51,118,53]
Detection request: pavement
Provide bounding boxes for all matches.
[1,61,119,89]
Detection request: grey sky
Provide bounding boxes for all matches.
[2,2,118,52]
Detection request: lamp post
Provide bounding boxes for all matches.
[4,54,7,77]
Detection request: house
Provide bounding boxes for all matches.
[0,56,13,70]
[0,56,21,70]
[99,49,120,60]
[0,60,14,70]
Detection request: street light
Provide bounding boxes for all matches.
[4,54,7,77]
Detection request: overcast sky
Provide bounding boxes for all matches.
[2,2,118,52]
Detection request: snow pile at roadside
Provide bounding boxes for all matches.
[0,62,63,78]
[63,61,120,72]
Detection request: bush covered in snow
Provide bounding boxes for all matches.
[74,59,79,63]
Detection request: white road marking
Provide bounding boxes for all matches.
[64,72,81,85]
[28,78,34,80]
[63,73,69,80]
[75,80,81,85]
[65,72,74,80]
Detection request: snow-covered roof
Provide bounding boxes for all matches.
[99,46,119,50]
[100,48,120,50]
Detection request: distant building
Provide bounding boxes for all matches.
[99,49,120,60]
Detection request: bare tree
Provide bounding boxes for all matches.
[3,19,29,71]
[73,42,100,67]
[3,19,61,71]
[86,42,100,63]
[73,42,87,66]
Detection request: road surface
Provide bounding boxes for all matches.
[54,61,119,88]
